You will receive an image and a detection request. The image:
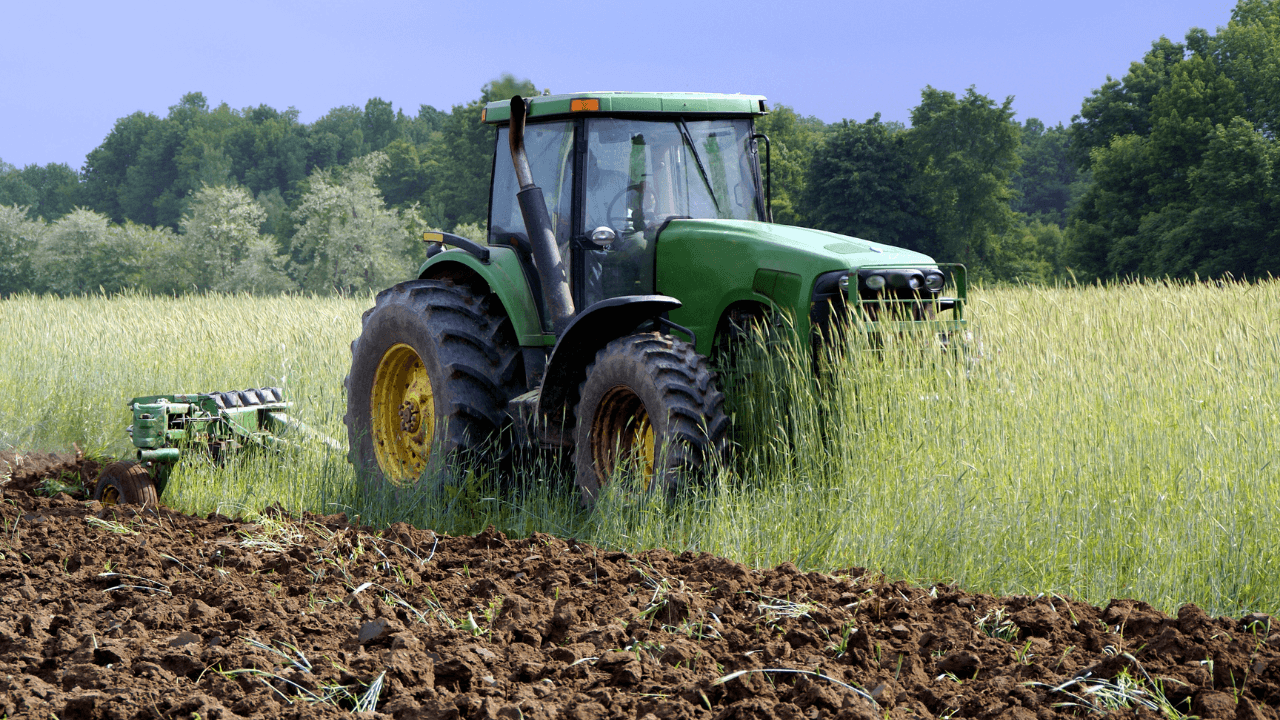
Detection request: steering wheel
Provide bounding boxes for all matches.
[605,183,645,234]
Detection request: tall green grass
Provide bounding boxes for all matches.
[1,280,1276,616]
[0,291,357,455]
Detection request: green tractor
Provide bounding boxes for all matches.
[345,92,966,502]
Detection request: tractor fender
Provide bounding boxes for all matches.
[536,295,682,425]
[418,246,555,348]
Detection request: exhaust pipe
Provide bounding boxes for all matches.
[509,96,576,335]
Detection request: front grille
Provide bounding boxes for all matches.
[809,264,967,350]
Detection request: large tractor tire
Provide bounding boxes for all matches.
[573,332,729,504]
[94,461,158,507]
[345,278,524,487]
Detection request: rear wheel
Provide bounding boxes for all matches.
[94,461,158,507]
[573,332,728,504]
[345,278,524,487]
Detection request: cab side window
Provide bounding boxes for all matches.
[490,122,575,259]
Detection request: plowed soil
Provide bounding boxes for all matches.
[2,451,1278,720]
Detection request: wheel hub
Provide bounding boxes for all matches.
[591,385,656,488]
[370,343,435,484]
[398,398,421,433]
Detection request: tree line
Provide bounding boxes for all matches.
[0,75,532,296]
[2,0,1278,295]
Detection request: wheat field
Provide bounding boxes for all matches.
[1,280,1276,616]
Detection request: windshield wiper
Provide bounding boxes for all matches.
[677,118,721,216]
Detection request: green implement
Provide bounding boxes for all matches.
[95,387,340,506]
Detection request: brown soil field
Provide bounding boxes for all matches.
[1,450,1278,720]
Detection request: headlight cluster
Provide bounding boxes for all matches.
[840,268,946,296]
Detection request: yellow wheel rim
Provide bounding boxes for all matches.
[591,386,656,488]
[101,486,120,506]
[371,343,434,484]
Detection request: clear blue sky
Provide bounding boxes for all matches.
[1,0,1242,170]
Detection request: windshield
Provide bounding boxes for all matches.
[583,117,761,234]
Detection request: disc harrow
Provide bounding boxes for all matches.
[95,387,340,506]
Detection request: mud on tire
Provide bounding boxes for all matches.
[345,278,524,488]
[573,332,729,503]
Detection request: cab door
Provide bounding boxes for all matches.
[575,118,663,309]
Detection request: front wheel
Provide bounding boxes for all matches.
[573,332,728,504]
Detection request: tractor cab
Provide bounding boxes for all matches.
[485,96,768,313]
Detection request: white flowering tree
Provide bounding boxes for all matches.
[181,184,294,293]
[35,209,116,295]
[0,205,43,295]
[290,152,423,294]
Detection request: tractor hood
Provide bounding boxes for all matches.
[654,218,949,356]
[659,219,937,270]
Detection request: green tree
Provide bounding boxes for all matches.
[1065,2,1280,280]
[377,138,429,208]
[1069,37,1187,169]
[256,187,291,240]
[1185,117,1279,275]
[25,163,81,220]
[1218,0,1280,134]
[800,114,929,250]
[907,86,1022,269]
[405,104,447,145]
[70,82,535,243]
[120,104,192,227]
[482,74,539,103]
[362,98,400,152]
[170,102,246,204]
[1146,50,1246,202]
[987,217,1065,283]
[754,104,825,225]
[425,102,489,228]
[420,76,539,229]
[1011,119,1083,225]
[231,106,308,198]
[0,164,38,211]
[1065,134,1160,278]
[81,111,163,223]
[309,105,367,169]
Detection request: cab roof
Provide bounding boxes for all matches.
[482,91,768,124]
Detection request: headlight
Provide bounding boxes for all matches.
[886,271,924,291]
[865,274,886,291]
[925,272,945,291]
